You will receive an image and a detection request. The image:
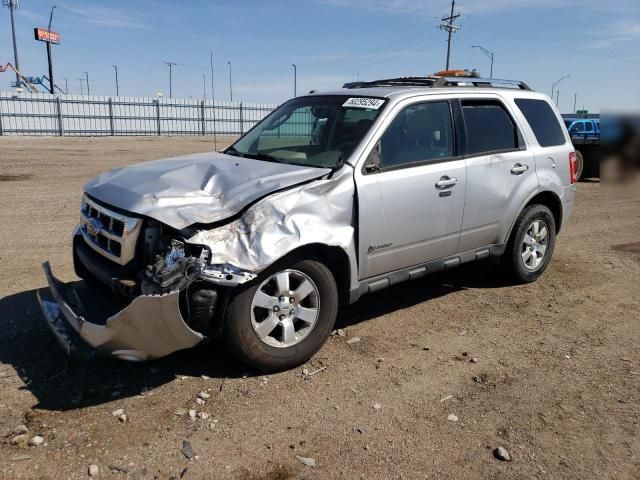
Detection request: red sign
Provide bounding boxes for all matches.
[34,28,60,44]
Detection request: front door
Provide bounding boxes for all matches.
[356,100,467,279]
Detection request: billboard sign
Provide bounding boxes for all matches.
[34,28,60,44]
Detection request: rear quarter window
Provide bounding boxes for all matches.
[515,98,566,147]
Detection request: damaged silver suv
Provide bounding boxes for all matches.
[38,71,577,371]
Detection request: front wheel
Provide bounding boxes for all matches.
[503,204,556,283]
[223,259,338,372]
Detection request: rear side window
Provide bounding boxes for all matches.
[515,98,566,147]
[461,101,521,155]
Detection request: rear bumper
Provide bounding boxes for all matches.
[37,262,204,361]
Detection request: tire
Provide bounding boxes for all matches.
[223,259,338,372]
[574,150,584,181]
[503,204,556,283]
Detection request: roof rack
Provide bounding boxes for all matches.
[343,75,531,91]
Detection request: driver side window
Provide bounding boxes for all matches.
[380,101,454,169]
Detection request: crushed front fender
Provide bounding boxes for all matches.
[37,262,204,361]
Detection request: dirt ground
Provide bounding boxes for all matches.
[0,137,638,480]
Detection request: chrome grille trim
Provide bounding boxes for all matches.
[79,195,142,266]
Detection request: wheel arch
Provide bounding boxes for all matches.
[504,189,564,245]
[525,190,563,233]
[266,243,353,307]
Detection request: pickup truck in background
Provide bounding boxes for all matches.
[563,117,600,180]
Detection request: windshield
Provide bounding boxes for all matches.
[227,95,386,168]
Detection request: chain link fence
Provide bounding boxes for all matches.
[0,92,278,136]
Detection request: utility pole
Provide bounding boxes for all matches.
[202,73,206,100]
[214,51,216,100]
[62,76,68,94]
[78,78,85,95]
[3,0,21,88]
[227,61,233,102]
[292,64,297,96]
[440,0,461,70]
[164,61,176,98]
[84,71,90,95]
[573,93,577,114]
[471,45,494,78]
[46,5,56,94]
[113,65,119,96]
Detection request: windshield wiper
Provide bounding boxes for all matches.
[225,146,245,158]
[248,152,288,164]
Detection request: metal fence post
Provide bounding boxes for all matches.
[155,99,161,136]
[108,98,115,136]
[200,100,206,136]
[239,102,244,135]
[0,99,4,136]
[56,97,64,137]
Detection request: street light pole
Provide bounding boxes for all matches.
[84,71,90,96]
[113,65,119,96]
[292,64,297,96]
[202,73,206,100]
[62,77,68,94]
[46,5,56,94]
[471,45,494,79]
[227,61,233,102]
[551,74,569,102]
[3,0,21,88]
[78,78,84,96]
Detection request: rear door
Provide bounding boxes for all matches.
[355,98,467,279]
[457,96,538,252]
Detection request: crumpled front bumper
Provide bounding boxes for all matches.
[36,262,204,361]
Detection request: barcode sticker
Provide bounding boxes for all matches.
[342,98,385,110]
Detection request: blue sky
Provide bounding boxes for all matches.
[1,0,639,112]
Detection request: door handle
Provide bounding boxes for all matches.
[510,163,529,175]
[435,176,458,189]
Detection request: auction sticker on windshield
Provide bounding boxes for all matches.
[343,98,385,110]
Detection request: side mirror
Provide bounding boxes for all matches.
[364,142,382,173]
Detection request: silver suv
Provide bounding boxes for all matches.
[38,72,577,371]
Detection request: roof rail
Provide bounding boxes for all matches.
[343,75,531,91]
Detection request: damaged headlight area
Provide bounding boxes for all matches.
[140,223,256,296]
[37,219,259,361]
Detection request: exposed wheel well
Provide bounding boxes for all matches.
[271,244,352,306]
[525,191,563,233]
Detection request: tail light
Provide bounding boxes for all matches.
[569,151,577,184]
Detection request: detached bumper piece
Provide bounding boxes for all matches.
[37,262,204,361]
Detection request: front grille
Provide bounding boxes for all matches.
[80,195,142,266]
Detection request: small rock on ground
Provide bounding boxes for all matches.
[181,440,197,460]
[347,337,361,345]
[111,408,124,417]
[447,414,459,422]
[88,464,100,476]
[29,435,44,446]
[296,456,316,467]
[493,446,512,461]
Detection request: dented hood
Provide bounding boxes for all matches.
[84,151,330,230]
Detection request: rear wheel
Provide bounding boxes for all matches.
[574,150,584,181]
[503,204,556,283]
[223,259,338,372]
